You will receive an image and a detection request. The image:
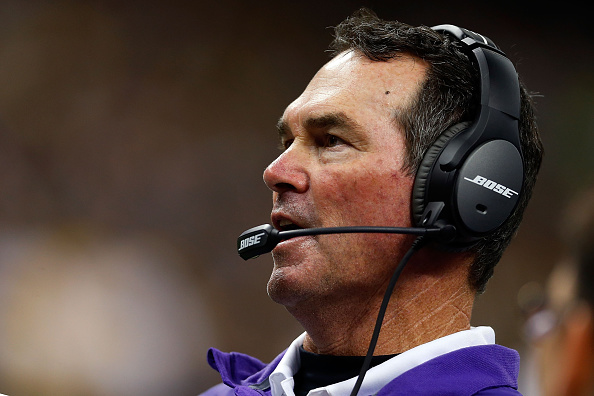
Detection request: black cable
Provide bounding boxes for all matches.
[349,236,427,396]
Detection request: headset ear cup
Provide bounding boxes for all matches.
[411,122,471,226]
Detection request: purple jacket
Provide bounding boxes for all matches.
[202,344,522,395]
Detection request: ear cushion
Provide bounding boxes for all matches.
[411,121,471,226]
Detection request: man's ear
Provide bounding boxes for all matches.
[559,302,594,396]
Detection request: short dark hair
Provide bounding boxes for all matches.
[329,8,544,293]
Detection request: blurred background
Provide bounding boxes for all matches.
[0,0,591,395]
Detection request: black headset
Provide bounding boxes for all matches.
[411,24,524,250]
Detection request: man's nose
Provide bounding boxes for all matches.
[263,148,309,195]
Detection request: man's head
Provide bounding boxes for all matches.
[263,8,542,312]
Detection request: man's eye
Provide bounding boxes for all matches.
[325,134,345,147]
[281,138,294,150]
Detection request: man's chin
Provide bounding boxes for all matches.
[266,268,316,308]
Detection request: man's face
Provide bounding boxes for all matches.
[263,51,428,309]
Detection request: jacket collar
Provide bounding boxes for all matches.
[208,347,286,389]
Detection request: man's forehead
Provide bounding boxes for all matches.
[278,52,427,136]
[322,50,358,71]
[321,49,428,79]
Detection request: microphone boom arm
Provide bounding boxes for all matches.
[280,226,446,238]
[237,224,456,260]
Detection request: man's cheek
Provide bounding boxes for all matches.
[319,178,363,207]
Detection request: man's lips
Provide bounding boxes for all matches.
[271,212,307,232]
[270,214,320,250]
[277,218,304,231]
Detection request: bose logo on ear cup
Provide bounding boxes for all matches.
[463,175,518,199]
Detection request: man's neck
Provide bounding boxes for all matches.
[291,251,475,356]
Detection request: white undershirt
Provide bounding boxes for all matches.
[269,326,496,396]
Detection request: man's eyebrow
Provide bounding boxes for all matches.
[304,112,359,131]
[276,118,290,142]
[276,112,360,141]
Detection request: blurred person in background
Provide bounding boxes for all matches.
[524,188,594,395]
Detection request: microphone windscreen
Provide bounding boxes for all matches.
[237,224,280,260]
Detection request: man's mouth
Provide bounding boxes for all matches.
[277,218,303,232]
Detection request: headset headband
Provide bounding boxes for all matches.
[432,24,522,166]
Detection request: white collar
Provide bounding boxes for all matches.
[269,326,495,396]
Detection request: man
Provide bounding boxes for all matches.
[203,8,543,395]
